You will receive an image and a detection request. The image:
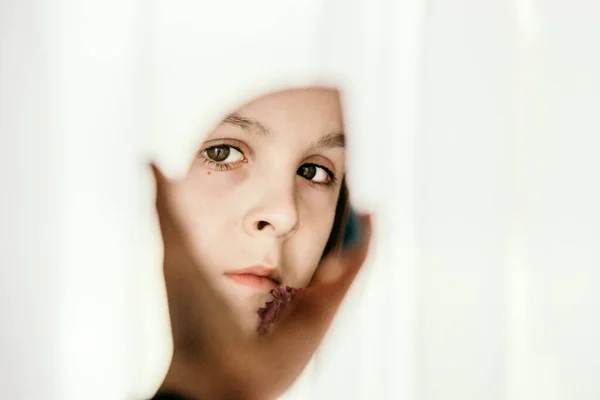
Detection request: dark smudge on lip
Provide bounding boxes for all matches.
[256,286,301,336]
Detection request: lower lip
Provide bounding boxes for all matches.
[226,273,279,290]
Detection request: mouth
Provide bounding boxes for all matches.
[225,266,282,291]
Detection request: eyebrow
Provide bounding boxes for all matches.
[223,113,345,150]
[310,131,345,150]
[223,113,271,136]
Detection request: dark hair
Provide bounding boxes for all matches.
[321,178,350,258]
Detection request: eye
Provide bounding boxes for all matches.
[202,145,244,163]
[297,163,335,185]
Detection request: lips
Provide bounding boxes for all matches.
[225,266,281,290]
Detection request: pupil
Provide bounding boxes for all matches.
[300,165,317,179]
[208,146,230,162]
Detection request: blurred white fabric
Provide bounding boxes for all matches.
[1,1,599,399]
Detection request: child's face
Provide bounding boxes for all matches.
[165,88,346,333]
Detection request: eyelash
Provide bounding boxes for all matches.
[301,163,337,187]
[199,144,246,170]
[201,159,237,171]
[200,144,337,187]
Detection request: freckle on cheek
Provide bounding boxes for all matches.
[207,171,211,175]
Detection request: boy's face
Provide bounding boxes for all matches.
[165,88,346,333]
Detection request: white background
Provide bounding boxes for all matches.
[1,0,599,399]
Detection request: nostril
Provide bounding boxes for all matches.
[257,220,269,230]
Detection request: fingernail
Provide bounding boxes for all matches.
[342,207,363,249]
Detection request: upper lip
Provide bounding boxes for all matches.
[226,266,282,285]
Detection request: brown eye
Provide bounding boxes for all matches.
[298,163,332,184]
[298,164,317,180]
[205,145,230,162]
[202,145,244,163]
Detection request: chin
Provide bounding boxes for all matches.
[217,280,278,334]
[226,298,263,335]
[231,311,261,337]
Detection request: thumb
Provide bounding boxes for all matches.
[149,161,180,237]
[150,161,169,208]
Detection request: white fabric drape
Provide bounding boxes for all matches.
[2,1,600,400]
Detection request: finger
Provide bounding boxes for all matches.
[150,161,168,195]
[150,161,170,215]
[150,162,180,243]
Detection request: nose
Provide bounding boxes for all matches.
[243,181,299,239]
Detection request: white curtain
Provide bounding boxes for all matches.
[1,1,599,399]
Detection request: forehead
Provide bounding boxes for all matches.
[233,88,343,136]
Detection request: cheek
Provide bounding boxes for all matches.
[296,177,341,209]
[179,161,249,214]
[168,163,246,267]
[187,159,247,193]
[284,195,339,287]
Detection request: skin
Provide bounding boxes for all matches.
[153,88,373,399]
[153,161,372,400]
[164,88,347,335]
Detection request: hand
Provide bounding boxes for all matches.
[151,163,373,400]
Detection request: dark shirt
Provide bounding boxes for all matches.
[151,392,189,400]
